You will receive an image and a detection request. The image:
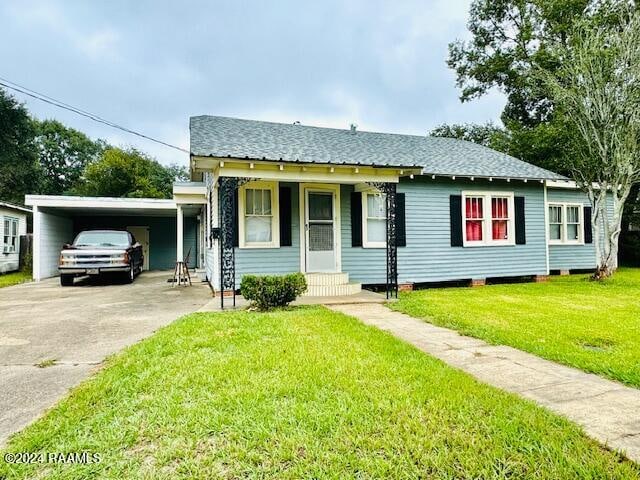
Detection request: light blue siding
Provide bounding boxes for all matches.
[342,178,548,284]
[235,182,300,285]
[210,177,554,287]
[547,188,596,271]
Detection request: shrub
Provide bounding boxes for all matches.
[240,273,307,310]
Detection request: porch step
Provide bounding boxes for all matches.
[303,282,362,297]
[303,272,361,296]
[304,272,350,286]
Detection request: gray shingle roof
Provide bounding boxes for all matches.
[190,115,566,180]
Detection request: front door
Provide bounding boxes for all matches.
[305,189,337,272]
[127,226,150,270]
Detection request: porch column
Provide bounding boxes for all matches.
[218,176,238,309]
[176,204,184,261]
[385,182,398,299]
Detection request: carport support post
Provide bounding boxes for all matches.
[32,205,40,281]
[176,204,184,261]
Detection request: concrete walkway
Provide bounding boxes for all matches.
[330,303,640,463]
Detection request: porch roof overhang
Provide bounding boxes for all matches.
[191,156,422,184]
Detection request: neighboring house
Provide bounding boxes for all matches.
[0,202,30,274]
[25,116,608,304]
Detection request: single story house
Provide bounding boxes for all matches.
[0,202,30,274]
[25,115,609,308]
[186,116,608,307]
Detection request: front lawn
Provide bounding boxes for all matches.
[0,270,31,288]
[1,307,637,479]
[392,268,640,388]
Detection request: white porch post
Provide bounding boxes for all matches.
[176,204,184,261]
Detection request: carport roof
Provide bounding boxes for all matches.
[24,195,182,217]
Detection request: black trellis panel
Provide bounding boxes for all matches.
[366,182,398,299]
[218,176,250,309]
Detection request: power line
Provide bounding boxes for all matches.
[0,76,190,154]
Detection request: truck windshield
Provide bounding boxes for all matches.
[73,231,129,247]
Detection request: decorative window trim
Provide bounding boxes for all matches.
[3,216,19,253]
[362,192,387,248]
[238,180,280,249]
[461,191,515,247]
[547,202,584,245]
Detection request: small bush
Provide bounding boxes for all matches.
[241,273,307,310]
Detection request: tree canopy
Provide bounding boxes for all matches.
[429,122,509,150]
[35,119,105,195]
[0,89,41,205]
[73,147,188,198]
[446,0,634,173]
[542,7,640,277]
[0,88,188,203]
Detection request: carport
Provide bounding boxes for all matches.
[24,195,204,281]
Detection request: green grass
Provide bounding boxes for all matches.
[0,270,31,288]
[392,268,640,388]
[1,307,637,479]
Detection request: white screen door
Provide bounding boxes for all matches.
[305,190,336,272]
[127,226,149,270]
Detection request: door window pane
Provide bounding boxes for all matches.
[309,193,332,221]
[309,223,333,251]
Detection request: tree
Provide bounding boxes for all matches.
[0,88,41,205]
[34,119,105,195]
[429,122,509,149]
[541,9,640,278]
[446,0,626,172]
[73,147,188,199]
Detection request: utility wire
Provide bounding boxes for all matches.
[0,76,190,154]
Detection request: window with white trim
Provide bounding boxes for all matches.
[362,193,386,248]
[239,181,279,248]
[3,217,18,253]
[462,192,515,246]
[548,205,563,241]
[548,203,583,244]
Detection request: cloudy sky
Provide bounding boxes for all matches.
[0,0,504,166]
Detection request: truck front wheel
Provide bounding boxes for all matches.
[60,274,74,287]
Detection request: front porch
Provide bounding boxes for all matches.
[182,157,420,309]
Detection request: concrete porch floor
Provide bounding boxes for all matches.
[197,288,391,312]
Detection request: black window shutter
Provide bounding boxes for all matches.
[279,186,292,247]
[584,206,593,244]
[450,195,463,247]
[515,196,526,245]
[396,193,406,247]
[232,188,239,247]
[351,191,362,247]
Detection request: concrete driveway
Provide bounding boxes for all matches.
[0,271,212,445]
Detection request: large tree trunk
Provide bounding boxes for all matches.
[590,185,628,280]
